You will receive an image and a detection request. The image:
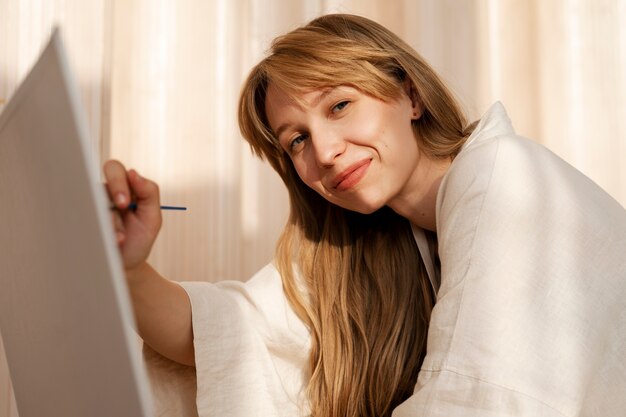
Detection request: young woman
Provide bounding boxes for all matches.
[105,14,626,417]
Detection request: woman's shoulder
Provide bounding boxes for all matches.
[440,122,599,216]
[438,118,626,256]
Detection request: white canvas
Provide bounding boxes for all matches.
[0,29,153,417]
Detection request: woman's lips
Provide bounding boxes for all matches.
[333,159,372,191]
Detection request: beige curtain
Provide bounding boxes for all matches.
[1,1,624,416]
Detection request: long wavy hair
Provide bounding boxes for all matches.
[238,14,475,417]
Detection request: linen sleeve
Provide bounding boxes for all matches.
[179,263,310,417]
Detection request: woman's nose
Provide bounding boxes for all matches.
[311,130,346,167]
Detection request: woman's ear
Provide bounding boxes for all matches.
[403,78,423,121]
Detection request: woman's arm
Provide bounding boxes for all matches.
[104,160,194,366]
[126,262,194,366]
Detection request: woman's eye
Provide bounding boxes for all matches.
[289,133,308,151]
[332,101,350,113]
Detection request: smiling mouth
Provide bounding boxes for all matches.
[333,159,372,191]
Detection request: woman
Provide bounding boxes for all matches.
[105,14,626,417]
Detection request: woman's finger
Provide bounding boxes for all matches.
[111,210,126,244]
[127,169,162,229]
[103,159,131,209]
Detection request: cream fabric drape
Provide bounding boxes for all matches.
[1,1,625,416]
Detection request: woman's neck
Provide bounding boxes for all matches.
[388,154,451,232]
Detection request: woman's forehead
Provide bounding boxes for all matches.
[265,83,362,110]
[264,84,312,133]
[266,84,324,112]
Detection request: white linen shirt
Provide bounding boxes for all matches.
[146,102,626,417]
[394,102,626,416]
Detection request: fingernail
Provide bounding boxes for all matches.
[116,193,126,206]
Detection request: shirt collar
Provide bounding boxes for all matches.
[411,223,440,298]
[463,101,515,149]
[411,102,515,299]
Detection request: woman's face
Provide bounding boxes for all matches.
[265,83,425,214]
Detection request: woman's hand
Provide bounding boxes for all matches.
[103,160,162,272]
[103,160,194,366]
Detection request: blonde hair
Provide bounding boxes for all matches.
[239,14,473,417]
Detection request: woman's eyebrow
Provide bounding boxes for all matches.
[275,122,293,139]
[312,88,335,107]
[274,88,337,138]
